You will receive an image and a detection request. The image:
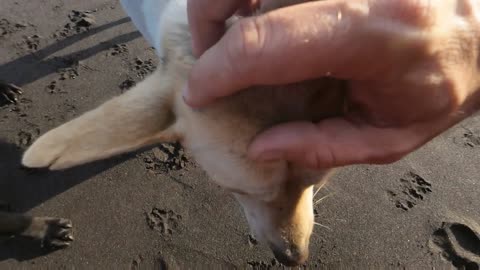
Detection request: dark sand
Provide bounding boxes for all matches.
[1,0,480,268]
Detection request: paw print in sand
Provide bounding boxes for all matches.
[387,172,432,211]
[146,208,182,236]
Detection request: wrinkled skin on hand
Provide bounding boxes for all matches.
[185,0,480,169]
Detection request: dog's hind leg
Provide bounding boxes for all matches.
[0,210,73,248]
[22,68,180,170]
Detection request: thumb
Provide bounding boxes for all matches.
[247,118,431,169]
[184,0,376,108]
[184,0,426,108]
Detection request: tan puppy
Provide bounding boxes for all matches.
[22,0,345,266]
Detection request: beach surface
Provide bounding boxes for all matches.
[1,0,479,268]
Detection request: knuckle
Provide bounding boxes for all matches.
[225,17,267,74]
[437,75,464,112]
[373,0,435,28]
[308,142,337,169]
[405,63,462,115]
[421,69,463,113]
[396,0,435,27]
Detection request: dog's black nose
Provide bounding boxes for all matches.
[271,244,308,267]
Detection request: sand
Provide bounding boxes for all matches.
[1,0,479,268]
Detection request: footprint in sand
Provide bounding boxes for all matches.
[145,208,182,236]
[247,234,258,248]
[142,143,189,174]
[130,254,167,270]
[16,128,40,147]
[110,43,128,56]
[429,222,480,269]
[247,258,279,269]
[387,172,432,211]
[53,10,95,39]
[131,58,156,79]
[454,129,480,148]
[119,78,136,92]
[0,18,27,37]
[130,254,144,270]
[16,34,42,52]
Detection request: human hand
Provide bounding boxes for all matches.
[185,0,480,169]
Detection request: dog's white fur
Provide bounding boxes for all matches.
[22,0,345,266]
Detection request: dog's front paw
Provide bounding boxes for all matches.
[0,81,22,105]
[22,132,69,169]
[26,217,74,249]
[22,122,84,170]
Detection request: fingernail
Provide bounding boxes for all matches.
[182,86,203,112]
[182,86,190,103]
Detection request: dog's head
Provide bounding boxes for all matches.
[229,168,331,266]
[190,151,323,266]
[171,82,339,266]
[185,140,329,266]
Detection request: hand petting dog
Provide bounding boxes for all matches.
[185,0,480,169]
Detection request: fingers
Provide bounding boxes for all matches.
[187,0,256,57]
[247,118,441,169]
[184,0,381,107]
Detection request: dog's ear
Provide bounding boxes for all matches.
[22,69,181,170]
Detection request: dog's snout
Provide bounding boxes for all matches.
[271,243,308,267]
